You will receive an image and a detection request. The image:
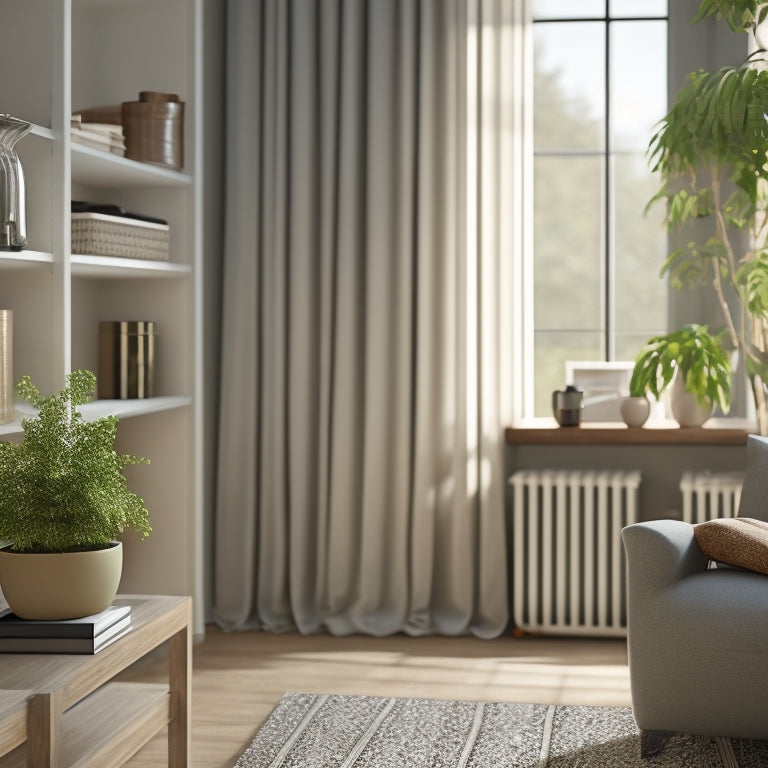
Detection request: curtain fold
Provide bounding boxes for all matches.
[215,0,519,638]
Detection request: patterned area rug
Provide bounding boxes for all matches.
[234,692,768,767]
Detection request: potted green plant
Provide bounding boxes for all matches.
[648,0,768,432]
[629,324,731,427]
[0,369,151,620]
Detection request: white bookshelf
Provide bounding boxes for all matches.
[72,143,194,187]
[0,0,204,634]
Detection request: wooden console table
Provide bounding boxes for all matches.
[0,594,191,768]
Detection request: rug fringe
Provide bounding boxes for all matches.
[715,736,739,768]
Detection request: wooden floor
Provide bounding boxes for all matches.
[118,625,631,768]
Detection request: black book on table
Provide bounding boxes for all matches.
[0,603,131,638]
[0,614,132,654]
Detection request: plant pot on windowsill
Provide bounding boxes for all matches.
[628,324,731,430]
[0,370,151,620]
[619,395,651,427]
[670,371,713,428]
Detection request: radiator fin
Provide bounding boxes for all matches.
[680,471,744,524]
[509,469,641,638]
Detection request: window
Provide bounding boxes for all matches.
[528,0,668,416]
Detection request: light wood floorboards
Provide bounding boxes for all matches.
[117,625,631,768]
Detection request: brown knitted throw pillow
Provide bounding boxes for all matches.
[694,517,768,574]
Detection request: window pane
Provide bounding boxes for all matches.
[534,332,603,417]
[610,21,667,152]
[534,22,605,151]
[533,1,605,20]
[609,0,667,18]
[613,154,668,332]
[534,156,604,330]
[615,332,665,364]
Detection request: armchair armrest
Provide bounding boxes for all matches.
[621,519,709,594]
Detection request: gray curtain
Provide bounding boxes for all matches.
[215,0,517,638]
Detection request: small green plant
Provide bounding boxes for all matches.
[0,369,151,553]
[629,324,731,412]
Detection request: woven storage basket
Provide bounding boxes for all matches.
[71,212,169,261]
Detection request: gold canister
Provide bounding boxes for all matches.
[98,321,156,399]
[121,92,184,171]
[0,310,13,424]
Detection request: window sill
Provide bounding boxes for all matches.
[504,418,754,446]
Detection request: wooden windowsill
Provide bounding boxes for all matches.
[505,418,755,446]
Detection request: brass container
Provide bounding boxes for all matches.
[98,321,156,399]
[122,92,184,171]
[0,310,13,424]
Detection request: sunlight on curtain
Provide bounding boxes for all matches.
[466,0,520,496]
[215,0,523,640]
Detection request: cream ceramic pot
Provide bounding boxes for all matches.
[670,373,712,428]
[0,542,122,620]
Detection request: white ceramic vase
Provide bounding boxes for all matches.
[620,396,651,427]
[670,373,712,428]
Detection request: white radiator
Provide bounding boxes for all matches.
[509,469,641,638]
[679,471,744,524]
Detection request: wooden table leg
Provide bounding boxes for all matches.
[168,619,191,768]
[27,690,63,768]
[0,690,31,758]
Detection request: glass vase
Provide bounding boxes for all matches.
[0,114,31,251]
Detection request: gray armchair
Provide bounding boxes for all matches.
[621,434,768,757]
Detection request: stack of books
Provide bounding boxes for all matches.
[70,114,126,156]
[0,603,132,654]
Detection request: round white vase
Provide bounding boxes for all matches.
[620,396,651,427]
[670,373,713,428]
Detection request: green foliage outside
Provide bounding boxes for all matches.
[0,370,151,553]
[648,0,768,431]
[532,22,668,415]
[629,324,731,412]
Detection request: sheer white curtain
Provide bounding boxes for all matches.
[215,0,522,638]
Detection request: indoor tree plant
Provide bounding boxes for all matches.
[0,369,151,619]
[648,0,768,432]
[629,324,731,427]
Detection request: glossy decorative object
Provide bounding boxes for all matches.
[0,114,31,251]
[98,320,156,399]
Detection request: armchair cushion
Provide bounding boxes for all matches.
[694,517,768,575]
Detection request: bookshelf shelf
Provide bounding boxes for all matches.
[0,397,191,438]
